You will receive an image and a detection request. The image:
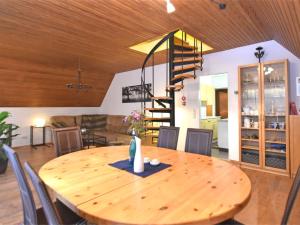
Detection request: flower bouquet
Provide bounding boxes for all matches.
[123,111,146,137]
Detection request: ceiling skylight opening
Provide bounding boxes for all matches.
[129,29,213,55]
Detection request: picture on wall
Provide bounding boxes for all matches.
[122,84,152,103]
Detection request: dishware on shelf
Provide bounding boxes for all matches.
[254,122,259,129]
[279,122,285,129]
[243,107,250,115]
[244,117,251,128]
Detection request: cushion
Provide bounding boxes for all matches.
[106,115,130,134]
[50,116,76,127]
[92,131,131,144]
[75,115,82,127]
[81,114,107,130]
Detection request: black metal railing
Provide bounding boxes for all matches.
[140,29,179,110]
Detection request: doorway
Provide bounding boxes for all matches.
[199,73,229,160]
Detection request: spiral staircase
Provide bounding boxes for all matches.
[141,29,203,143]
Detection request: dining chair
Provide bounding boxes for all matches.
[157,126,180,150]
[184,128,213,156]
[2,144,43,225]
[24,162,87,225]
[281,166,300,225]
[52,126,83,157]
[3,144,85,225]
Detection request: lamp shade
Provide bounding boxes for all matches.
[33,118,46,127]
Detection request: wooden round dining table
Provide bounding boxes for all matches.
[39,146,251,225]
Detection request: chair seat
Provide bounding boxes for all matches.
[36,200,87,225]
[218,219,244,225]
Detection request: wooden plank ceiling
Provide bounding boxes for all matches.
[0,0,299,107]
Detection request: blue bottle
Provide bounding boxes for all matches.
[129,129,136,165]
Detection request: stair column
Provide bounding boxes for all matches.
[168,35,175,126]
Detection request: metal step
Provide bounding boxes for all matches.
[151,96,173,103]
[173,65,200,75]
[173,57,202,66]
[174,44,196,51]
[146,126,160,131]
[174,51,200,58]
[144,117,171,122]
[166,84,184,92]
[171,74,195,83]
[144,108,172,113]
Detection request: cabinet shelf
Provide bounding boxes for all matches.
[265,128,286,132]
[265,115,286,117]
[241,127,259,130]
[242,138,259,142]
[265,140,286,144]
[265,149,286,155]
[241,145,259,150]
[241,114,259,117]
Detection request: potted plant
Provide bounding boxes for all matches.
[0,111,19,174]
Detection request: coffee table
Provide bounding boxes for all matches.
[82,131,107,148]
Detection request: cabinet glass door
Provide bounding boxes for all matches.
[262,61,288,170]
[240,65,260,166]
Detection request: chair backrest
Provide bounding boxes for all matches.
[157,126,180,150]
[2,145,38,225]
[24,162,62,225]
[185,128,213,156]
[52,126,83,157]
[281,166,300,225]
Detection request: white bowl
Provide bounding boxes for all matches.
[144,157,151,163]
[150,159,160,166]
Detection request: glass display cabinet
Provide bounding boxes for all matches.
[239,60,289,175]
[239,64,261,166]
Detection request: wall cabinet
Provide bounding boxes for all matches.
[238,60,290,175]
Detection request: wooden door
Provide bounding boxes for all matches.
[215,89,228,118]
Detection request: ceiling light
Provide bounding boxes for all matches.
[165,0,175,14]
[66,59,92,92]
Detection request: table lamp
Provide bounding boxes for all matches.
[33,118,46,127]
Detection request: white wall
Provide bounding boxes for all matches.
[1,107,99,147]
[100,40,300,160]
[101,65,167,115]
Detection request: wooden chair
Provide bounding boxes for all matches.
[52,126,83,157]
[24,162,86,225]
[281,166,300,225]
[2,145,84,225]
[185,128,213,156]
[157,126,180,150]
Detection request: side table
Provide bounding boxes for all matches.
[30,126,50,149]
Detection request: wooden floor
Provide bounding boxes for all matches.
[0,145,299,225]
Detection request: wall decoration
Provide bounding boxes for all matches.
[122,84,152,103]
[297,77,300,96]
